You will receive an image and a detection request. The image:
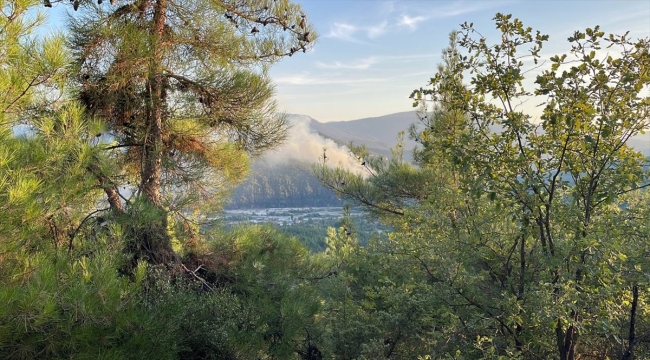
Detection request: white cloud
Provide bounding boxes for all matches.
[274,70,433,86]
[398,15,428,30]
[326,21,389,42]
[429,0,514,19]
[316,57,378,70]
[275,73,389,86]
[315,53,439,71]
[396,0,514,24]
[327,23,363,43]
[326,0,509,43]
[367,21,388,38]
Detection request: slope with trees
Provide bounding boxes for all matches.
[227,161,343,208]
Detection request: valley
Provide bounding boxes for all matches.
[216,206,389,252]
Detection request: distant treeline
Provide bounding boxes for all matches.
[226,162,343,209]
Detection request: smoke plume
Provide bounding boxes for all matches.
[260,115,366,175]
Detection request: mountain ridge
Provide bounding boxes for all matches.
[226,111,650,209]
[288,111,421,158]
[297,111,650,156]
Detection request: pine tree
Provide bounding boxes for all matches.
[67,0,316,264]
[0,0,78,251]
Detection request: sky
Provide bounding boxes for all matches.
[37,0,650,123]
[270,0,650,122]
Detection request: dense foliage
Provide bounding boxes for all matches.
[318,17,650,359]
[1,1,649,359]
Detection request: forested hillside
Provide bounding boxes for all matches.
[1,1,649,359]
[228,113,648,211]
[226,162,342,208]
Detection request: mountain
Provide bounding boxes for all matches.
[309,110,650,157]
[226,111,422,209]
[628,135,650,156]
[284,111,421,159]
[225,111,650,209]
[317,111,420,151]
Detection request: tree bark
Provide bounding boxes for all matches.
[134,0,176,265]
[556,311,578,360]
[87,163,124,213]
[622,285,639,360]
[105,186,124,213]
[141,0,167,209]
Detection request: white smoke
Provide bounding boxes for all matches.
[261,115,366,175]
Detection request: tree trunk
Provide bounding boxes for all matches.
[105,187,124,213]
[135,0,176,265]
[622,285,639,360]
[556,311,578,360]
[141,0,167,208]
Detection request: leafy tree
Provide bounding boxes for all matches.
[68,0,316,263]
[318,16,650,359]
[432,16,650,359]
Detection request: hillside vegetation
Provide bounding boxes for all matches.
[226,162,342,209]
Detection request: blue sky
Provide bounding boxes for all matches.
[271,0,650,122]
[38,0,650,123]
